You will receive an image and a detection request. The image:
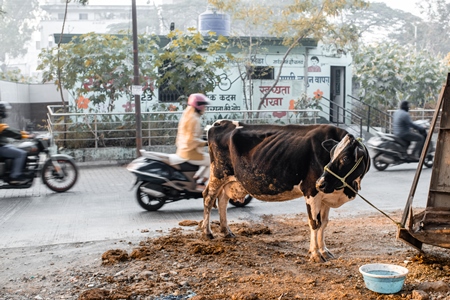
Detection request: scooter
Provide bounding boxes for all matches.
[0,133,78,192]
[127,149,252,211]
[367,120,435,171]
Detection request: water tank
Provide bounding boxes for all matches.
[198,6,230,36]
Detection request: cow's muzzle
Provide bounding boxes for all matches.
[316,176,334,193]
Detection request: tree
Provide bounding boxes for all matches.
[51,0,90,112]
[38,32,158,112]
[353,43,449,110]
[0,0,39,73]
[208,0,368,110]
[152,28,229,101]
[417,0,450,55]
[345,1,450,56]
[37,29,229,111]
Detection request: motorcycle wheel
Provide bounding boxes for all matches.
[229,195,253,207]
[373,157,389,171]
[136,182,166,211]
[424,154,434,168]
[42,158,78,192]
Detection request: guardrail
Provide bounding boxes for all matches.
[47,106,323,149]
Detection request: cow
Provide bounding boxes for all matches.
[202,120,370,262]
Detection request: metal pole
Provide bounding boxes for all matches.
[132,0,142,156]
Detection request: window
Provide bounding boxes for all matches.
[79,13,88,20]
[250,66,274,80]
[158,87,183,102]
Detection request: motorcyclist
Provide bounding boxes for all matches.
[175,93,210,190]
[392,100,426,160]
[0,102,33,185]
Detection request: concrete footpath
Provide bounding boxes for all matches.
[0,160,433,249]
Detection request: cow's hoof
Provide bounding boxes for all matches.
[320,249,335,260]
[223,232,236,238]
[309,252,327,263]
[204,233,214,240]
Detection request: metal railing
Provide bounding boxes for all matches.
[347,95,391,133]
[46,106,323,149]
[320,96,363,138]
[387,109,439,133]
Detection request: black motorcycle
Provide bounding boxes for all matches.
[0,133,78,192]
[367,120,434,171]
[127,150,252,211]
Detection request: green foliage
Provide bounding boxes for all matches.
[345,1,450,56]
[37,29,229,110]
[417,0,450,55]
[353,43,449,109]
[0,0,39,71]
[152,28,229,100]
[290,93,324,124]
[0,69,34,83]
[37,32,159,112]
[208,0,368,110]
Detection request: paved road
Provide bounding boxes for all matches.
[0,162,433,249]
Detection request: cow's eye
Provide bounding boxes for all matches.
[341,156,348,164]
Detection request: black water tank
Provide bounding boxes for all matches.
[198,6,230,36]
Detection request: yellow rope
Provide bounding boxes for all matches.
[323,154,402,228]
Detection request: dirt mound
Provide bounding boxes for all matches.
[2,212,450,299]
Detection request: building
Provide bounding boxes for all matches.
[29,0,155,80]
[3,1,354,129]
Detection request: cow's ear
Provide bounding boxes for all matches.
[322,139,338,152]
[354,146,365,161]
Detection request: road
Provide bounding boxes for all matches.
[0,162,434,249]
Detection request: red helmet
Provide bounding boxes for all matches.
[187,93,210,110]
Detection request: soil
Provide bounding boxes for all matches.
[1,210,450,300]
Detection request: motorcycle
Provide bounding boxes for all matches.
[367,119,435,171]
[127,149,253,211]
[0,133,78,192]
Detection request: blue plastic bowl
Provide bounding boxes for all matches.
[359,263,409,294]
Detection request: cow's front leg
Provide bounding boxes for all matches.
[305,195,322,230]
[308,228,325,263]
[217,190,235,238]
[317,205,334,260]
[305,194,326,262]
[202,184,215,239]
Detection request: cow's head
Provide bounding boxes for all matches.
[316,134,370,198]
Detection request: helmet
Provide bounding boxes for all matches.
[187,93,210,110]
[400,101,409,112]
[0,102,11,119]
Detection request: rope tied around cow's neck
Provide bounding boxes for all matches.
[324,156,364,190]
[323,141,402,228]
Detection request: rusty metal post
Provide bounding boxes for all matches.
[132,0,142,157]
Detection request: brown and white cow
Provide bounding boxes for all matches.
[202,120,370,262]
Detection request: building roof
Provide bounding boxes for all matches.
[53,33,317,50]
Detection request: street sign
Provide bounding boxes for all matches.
[132,85,142,96]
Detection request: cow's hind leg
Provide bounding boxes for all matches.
[217,190,235,238]
[202,184,216,240]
